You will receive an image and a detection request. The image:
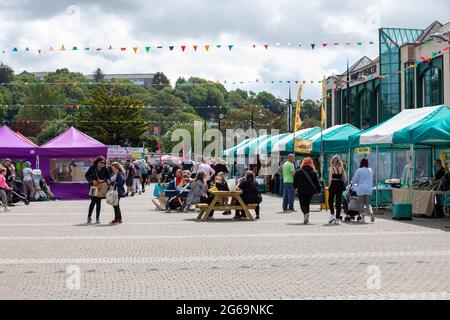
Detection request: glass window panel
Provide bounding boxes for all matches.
[49,159,93,183]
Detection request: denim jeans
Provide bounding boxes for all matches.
[283,183,295,211]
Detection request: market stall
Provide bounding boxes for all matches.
[39,127,108,200]
[0,125,38,170]
[349,105,450,218]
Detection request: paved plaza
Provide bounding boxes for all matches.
[0,185,450,300]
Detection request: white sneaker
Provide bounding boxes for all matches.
[360,215,366,224]
[3,207,10,213]
[370,210,375,223]
[335,219,341,225]
[304,214,310,225]
[329,214,336,224]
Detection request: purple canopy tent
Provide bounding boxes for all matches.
[0,125,38,166]
[39,127,107,200]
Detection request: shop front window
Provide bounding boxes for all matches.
[49,159,93,183]
[423,68,442,107]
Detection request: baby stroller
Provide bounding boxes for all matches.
[165,186,190,213]
[40,179,56,201]
[3,179,31,206]
[342,184,362,223]
[32,170,48,201]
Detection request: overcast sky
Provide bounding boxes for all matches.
[0,0,448,99]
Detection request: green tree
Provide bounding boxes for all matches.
[74,87,148,146]
[93,68,105,82]
[151,72,171,90]
[0,63,14,84]
[36,119,70,145]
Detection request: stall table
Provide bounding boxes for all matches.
[392,189,449,217]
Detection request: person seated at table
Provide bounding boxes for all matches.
[184,172,208,213]
[234,171,262,220]
[206,172,231,218]
[151,183,167,211]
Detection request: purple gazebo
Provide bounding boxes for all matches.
[0,125,38,166]
[39,127,108,200]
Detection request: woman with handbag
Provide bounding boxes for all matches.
[85,156,110,224]
[109,162,126,225]
[294,157,321,225]
[328,155,348,225]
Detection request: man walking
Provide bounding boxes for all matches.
[282,154,296,212]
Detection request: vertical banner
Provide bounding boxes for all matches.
[321,76,326,128]
[157,139,162,165]
[294,85,303,132]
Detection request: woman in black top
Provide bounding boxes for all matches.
[294,157,321,225]
[85,156,110,224]
[235,171,262,220]
[327,155,348,225]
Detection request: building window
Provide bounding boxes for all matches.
[423,68,442,107]
[405,64,415,109]
[360,90,371,129]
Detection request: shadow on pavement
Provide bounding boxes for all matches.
[373,209,450,232]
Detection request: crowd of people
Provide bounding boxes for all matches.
[83,157,263,224]
[3,153,449,226]
[0,158,54,213]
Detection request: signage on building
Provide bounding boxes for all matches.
[294,138,312,154]
[351,65,377,81]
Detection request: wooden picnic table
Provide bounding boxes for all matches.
[196,191,256,221]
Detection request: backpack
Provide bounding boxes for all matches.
[163,165,171,175]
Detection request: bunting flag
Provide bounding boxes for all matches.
[294,85,303,132]
[133,47,138,54]
[7,40,449,56]
[321,76,326,128]
[0,48,445,89]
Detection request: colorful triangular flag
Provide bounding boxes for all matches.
[205,45,210,51]
[133,47,138,54]
[169,46,174,51]
[228,45,233,51]
[181,45,186,52]
[145,46,151,53]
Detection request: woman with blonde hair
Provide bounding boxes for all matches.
[328,155,347,225]
[109,162,126,224]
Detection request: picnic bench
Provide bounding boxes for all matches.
[196,191,257,221]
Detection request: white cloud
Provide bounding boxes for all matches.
[0,0,448,99]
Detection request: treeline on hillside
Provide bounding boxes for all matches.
[0,63,321,151]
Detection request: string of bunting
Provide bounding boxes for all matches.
[3,39,446,55]
[1,45,447,89]
[3,41,381,55]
